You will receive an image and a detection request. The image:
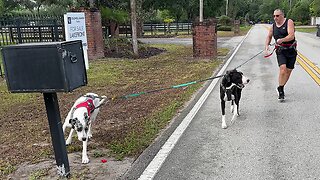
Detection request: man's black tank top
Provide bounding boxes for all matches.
[273,19,295,45]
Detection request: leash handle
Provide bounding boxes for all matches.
[263,43,277,58]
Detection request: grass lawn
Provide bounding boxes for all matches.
[0,44,227,178]
[295,26,317,33]
[177,25,252,38]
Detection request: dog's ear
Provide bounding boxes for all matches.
[224,72,231,83]
[221,74,230,86]
[69,118,77,128]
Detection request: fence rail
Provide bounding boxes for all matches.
[113,22,193,37]
[0,17,64,46]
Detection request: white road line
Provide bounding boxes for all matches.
[138,28,253,180]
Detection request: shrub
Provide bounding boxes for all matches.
[218,15,232,26]
[217,26,232,31]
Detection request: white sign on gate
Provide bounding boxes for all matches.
[64,12,89,69]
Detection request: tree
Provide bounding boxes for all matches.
[0,0,4,16]
[290,0,312,23]
[310,0,320,16]
[130,0,138,56]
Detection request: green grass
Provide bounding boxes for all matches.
[29,168,50,180]
[107,44,223,160]
[0,43,225,178]
[295,27,317,33]
[110,100,186,160]
[0,51,3,76]
[218,25,252,37]
[0,160,16,177]
[218,48,229,56]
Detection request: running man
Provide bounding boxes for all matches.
[265,9,297,102]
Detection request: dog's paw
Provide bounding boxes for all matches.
[101,95,107,99]
[222,123,227,129]
[65,139,72,145]
[82,156,90,164]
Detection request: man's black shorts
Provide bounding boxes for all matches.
[276,48,297,69]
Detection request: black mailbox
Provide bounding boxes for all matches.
[1,40,87,93]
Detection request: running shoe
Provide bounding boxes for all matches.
[277,87,285,102]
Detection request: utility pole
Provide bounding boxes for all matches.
[226,0,228,16]
[200,0,203,22]
[289,0,292,10]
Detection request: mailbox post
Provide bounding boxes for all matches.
[1,40,87,177]
[43,93,70,177]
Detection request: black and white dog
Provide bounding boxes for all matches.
[220,69,249,129]
[63,93,107,163]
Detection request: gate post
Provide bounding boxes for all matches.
[192,18,217,59]
[234,20,240,35]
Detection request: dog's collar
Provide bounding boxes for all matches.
[222,83,244,90]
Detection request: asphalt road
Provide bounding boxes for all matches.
[125,24,320,180]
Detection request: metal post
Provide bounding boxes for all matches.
[53,19,59,42]
[43,93,70,178]
[16,18,22,44]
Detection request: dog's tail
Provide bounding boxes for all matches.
[95,96,107,109]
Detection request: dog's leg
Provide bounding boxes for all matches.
[231,103,238,124]
[221,100,227,129]
[231,96,241,124]
[65,129,74,145]
[87,123,93,139]
[88,110,99,139]
[230,100,234,113]
[237,90,242,116]
[236,102,240,116]
[82,140,90,164]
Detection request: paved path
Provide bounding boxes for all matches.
[131,24,320,180]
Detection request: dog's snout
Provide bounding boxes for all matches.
[82,137,87,141]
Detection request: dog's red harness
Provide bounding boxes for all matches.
[75,99,95,116]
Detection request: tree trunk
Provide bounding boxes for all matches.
[110,21,119,37]
[130,0,139,57]
[200,0,203,22]
[136,0,144,38]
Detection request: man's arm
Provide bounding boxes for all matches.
[276,19,295,44]
[265,26,273,50]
